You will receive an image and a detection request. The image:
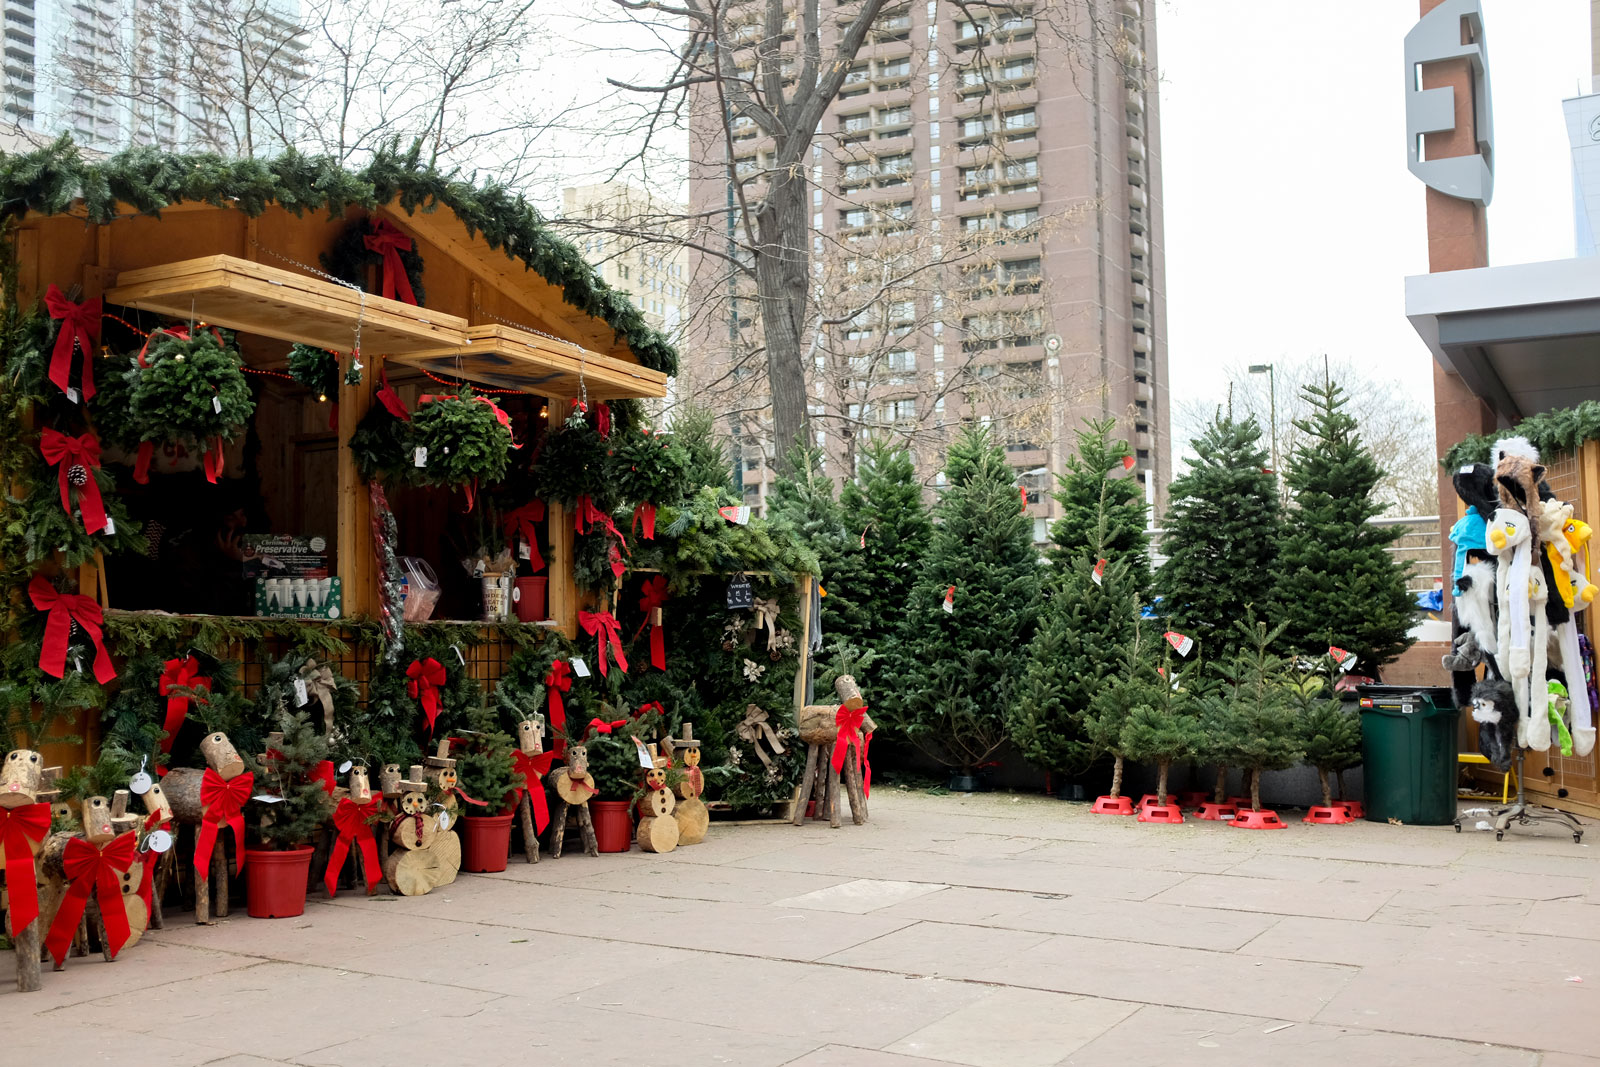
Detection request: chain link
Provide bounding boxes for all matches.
[471,300,588,409]
[250,238,366,361]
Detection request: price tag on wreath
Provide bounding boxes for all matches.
[571,657,591,678]
[293,677,309,706]
[726,573,755,610]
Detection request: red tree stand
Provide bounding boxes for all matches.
[1091,795,1135,815]
[1231,809,1287,829]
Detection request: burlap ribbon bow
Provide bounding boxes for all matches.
[299,661,339,734]
[735,703,787,771]
[751,597,780,647]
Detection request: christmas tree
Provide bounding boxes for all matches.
[1048,418,1150,599]
[1119,650,1206,807]
[768,444,865,643]
[837,438,932,657]
[1153,410,1281,661]
[672,403,732,493]
[1273,374,1416,672]
[1291,663,1363,807]
[248,709,335,850]
[1079,625,1148,799]
[1213,618,1303,811]
[887,425,1040,772]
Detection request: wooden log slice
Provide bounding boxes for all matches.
[834,674,865,710]
[383,831,461,896]
[673,796,709,845]
[163,768,205,824]
[675,767,704,800]
[199,733,245,779]
[552,769,597,806]
[390,812,438,851]
[797,705,837,745]
[637,787,675,820]
[635,814,679,854]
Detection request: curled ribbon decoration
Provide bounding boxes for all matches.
[40,428,107,535]
[633,575,669,672]
[376,364,410,421]
[44,284,101,400]
[407,657,446,734]
[631,502,657,541]
[45,832,137,966]
[574,497,631,573]
[512,750,556,833]
[325,796,384,898]
[298,661,339,734]
[735,704,787,772]
[0,802,51,934]
[750,596,781,648]
[28,574,115,683]
[588,717,628,735]
[544,659,571,733]
[157,656,212,769]
[503,501,546,573]
[363,218,418,305]
[578,609,629,677]
[196,768,253,875]
[830,704,872,799]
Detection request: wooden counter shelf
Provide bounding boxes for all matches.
[106,254,469,354]
[390,323,668,400]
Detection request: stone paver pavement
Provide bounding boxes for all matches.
[3,791,1597,1065]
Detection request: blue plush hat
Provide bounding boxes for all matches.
[1450,510,1488,583]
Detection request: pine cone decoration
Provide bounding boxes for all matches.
[722,639,737,653]
[67,463,88,487]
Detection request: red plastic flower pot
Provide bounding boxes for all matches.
[1230,808,1287,830]
[1177,791,1209,809]
[1195,802,1237,821]
[1091,795,1136,815]
[244,846,314,919]
[461,812,515,872]
[1333,799,1366,819]
[1137,803,1184,824]
[1303,806,1353,825]
[590,800,634,853]
[513,576,548,622]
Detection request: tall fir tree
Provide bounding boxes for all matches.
[769,444,865,643]
[1273,375,1416,672]
[672,403,732,493]
[1213,618,1303,812]
[1153,410,1281,661]
[837,438,932,659]
[887,425,1040,772]
[1048,418,1150,598]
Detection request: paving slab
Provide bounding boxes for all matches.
[1237,915,1426,967]
[772,877,950,913]
[885,987,1138,1067]
[1148,872,1396,920]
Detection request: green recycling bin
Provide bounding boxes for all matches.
[1353,684,1460,825]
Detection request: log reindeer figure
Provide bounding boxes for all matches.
[635,744,679,854]
[794,675,874,829]
[164,731,251,924]
[324,765,384,898]
[511,717,554,864]
[547,742,599,858]
[2,749,54,992]
[36,798,149,973]
[662,725,707,845]
[382,771,460,896]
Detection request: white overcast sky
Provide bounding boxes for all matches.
[1156,0,1591,432]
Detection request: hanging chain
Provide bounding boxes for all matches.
[471,299,590,410]
[251,238,366,367]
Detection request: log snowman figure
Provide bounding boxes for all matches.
[163,731,251,923]
[547,743,599,858]
[662,724,708,845]
[382,768,460,896]
[2,749,56,992]
[635,744,679,854]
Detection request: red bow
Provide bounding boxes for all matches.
[45,832,137,965]
[579,610,628,677]
[44,284,101,400]
[594,402,612,438]
[636,701,665,719]
[40,429,107,535]
[830,704,873,799]
[157,656,211,768]
[504,501,546,573]
[588,717,628,735]
[631,502,657,541]
[376,364,410,421]
[573,495,625,542]
[309,760,337,796]
[0,803,50,933]
[511,750,556,834]
[545,659,571,733]
[196,768,254,875]
[28,574,115,683]
[407,657,446,734]
[363,218,418,305]
[325,796,384,897]
[634,576,669,671]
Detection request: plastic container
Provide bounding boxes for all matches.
[400,557,440,622]
[460,813,514,872]
[513,576,548,622]
[1352,684,1459,826]
[590,800,634,853]
[244,847,314,918]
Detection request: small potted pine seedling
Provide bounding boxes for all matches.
[245,710,335,917]
[453,717,522,874]
[1217,619,1304,830]
[1291,664,1363,824]
[1121,654,1205,825]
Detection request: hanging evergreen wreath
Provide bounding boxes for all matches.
[286,343,360,398]
[532,409,613,509]
[608,427,692,510]
[349,391,514,493]
[350,403,413,484]
[98,328,256,476]
[321,216,427,306]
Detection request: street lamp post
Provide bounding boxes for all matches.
[1248,363,1277,484]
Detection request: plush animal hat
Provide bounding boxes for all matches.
[1493,437,1546,517]
[1470,678,1518,772]
[1452,463,1499,521]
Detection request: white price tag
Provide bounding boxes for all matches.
[253,794,285,804]
[74,656,83,674]
[634,738,653,768]
[213,395,223,414]
[293,677,309,706]
[104,516,115,535]
[571,657,591,678]
[145,829,173,854]
[518,539,531,561]
[436,811,452,831]
[414,446,428,467]
[66,386,79,404]
[338,760,353,774]
[129,771,152,795]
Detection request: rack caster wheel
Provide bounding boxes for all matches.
[1575,833,1584,843]
[1454,823,1462,833]
[1496,831,1504,841]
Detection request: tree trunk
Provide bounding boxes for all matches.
[755,170,813,471]
[1213,766,1228,804]
[1249,769,1261,812]
[1318,767,1332,808]
[1336,768,1348,801]
[1156,760,1170,807]
[1109,755,1124,799]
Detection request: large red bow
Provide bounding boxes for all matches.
[325,796,384,898]
[634,575,669,671]
[504,501,546,573]
[196,768,254,875]
[45,832,137,965]
[631,502,657,541]
[363,219,418,305]
[588,717,628,735]
[511,750,556,834]
[579,610,628,677]
[636,701,665,719]
[28,574,115,684]
[830,704,873,799]
[407,657,446,734]
[157,656,211,768]
[544,659,571,734]
[40,428,107,535]
[44,284,101,400]
[0,803,51,933]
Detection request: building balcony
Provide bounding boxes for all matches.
[1127,163,1144,187]
[1129,232,1149,257]
[953,85,1039,119]
[1132,281,1151,305]
[1130,307,1151,331]
[1132,331,1151,354]
[1118,0,1141,16]
[1126,88,1145,115]
[1135,429,1152,449]
[1126,137,1146,165]
[1135,379,1153,403]
[859,37,914,63]
[1128,211,1146,236]
[1128,184,1147,210]
[1126,110,1144,137]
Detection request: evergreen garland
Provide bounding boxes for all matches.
[320,216,426,305]
[1442,398,1600,470]
[99,651,245,772]
[363,625,484,755]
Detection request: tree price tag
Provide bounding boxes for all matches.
[436,810,452,831]
[413,446,428,467]
[1163,631,1194,657]
[518,539,531,561]
[104,516,115,535]
[293,677,309,706]
[144,829,173,854]
[571,657,591,678]
[718,505,751,525]
[942,585,955,614]
[1092,558,1107,586]
[129,763,152,794]
[212,395,223,414]
[65,386,80,404]
[253,794,285,804]
[633,737,654,768]
[1328,646,1355,672]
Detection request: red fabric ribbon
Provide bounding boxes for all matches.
[157,656,211,768]
[407,657,446,734]
[324,796,384,897]
[452,787,490,809]
[503,501,546,573]
[636,701,665,719]
[135,809,165,916]
[511,750,556,834]
[44,284,101,400]
[588,717,628,735]
[376,364,410,421]
[309,760,337,797]
[573,495,623,539]
[594,402,612,438]
[195,769,253,875]
[45,832,137,965]
[419,393,516,439]
[830,704,873,799]
[364,219,418,305]
[202,435,226,484]
[579,609,629,677]
[545,659,571,733]
[40,429,107,535]
[28,574,115,683]
[0,802,50,933]
[633,576,669,671]
[631,502,657,541]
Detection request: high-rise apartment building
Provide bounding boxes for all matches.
[562,182,691,339]
[684,0,1167,530]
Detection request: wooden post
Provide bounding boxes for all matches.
[338,352,377,617]
[13,918,41,992]
[546,397,578,639]
[793,745,819,826]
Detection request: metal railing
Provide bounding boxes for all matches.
[1145,515,1442,593]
